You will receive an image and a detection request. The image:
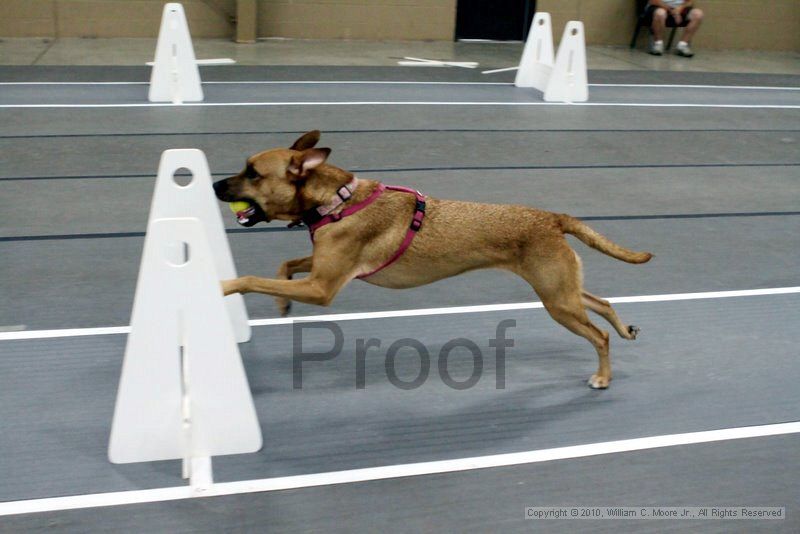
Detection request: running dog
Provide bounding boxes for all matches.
[213,131,652,389]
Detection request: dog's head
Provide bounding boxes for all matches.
[214,130,349,227]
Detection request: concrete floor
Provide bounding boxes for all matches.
[3,434,797,533]
[1,37,800,74]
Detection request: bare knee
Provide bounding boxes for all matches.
[653,7,667,21]
[690,8,704,20]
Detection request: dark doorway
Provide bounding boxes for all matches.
[455,0,537,41]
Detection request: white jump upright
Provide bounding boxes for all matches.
[514,13,588,103]
[108,150,261,488]
[148,149,251,343]
[149,3,203,103]
[544,21,588,102]
[514,12,554,92]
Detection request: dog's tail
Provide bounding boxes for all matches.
[557,214,653,264]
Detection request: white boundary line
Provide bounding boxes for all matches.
[0,81,509,86]
[1,420,798,516]
[2,101,799,110]
[592,83,800,91]
[1,81,798,91]
[2,286,798,342]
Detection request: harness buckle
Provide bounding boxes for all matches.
[337,185,353,202]
[410,198,426,231]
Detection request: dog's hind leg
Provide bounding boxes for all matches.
[582,291,639,340]
[545,300,612,389]
[515,244,612,389]
[275,256,312,316]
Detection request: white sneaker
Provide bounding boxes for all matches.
[676,41,694,57]
[649,40,664,56]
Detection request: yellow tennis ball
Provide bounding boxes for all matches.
[229,201,250,213]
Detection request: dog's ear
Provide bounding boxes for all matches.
[287,148,331,179]
[290,130,321,151]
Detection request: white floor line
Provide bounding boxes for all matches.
[0,81,510,86]
[591,83,800,91]
[1,101,799,110]
[1,286,797,342]
[1,81,798,91]
[1,420,798,517]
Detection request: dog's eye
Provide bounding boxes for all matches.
[244,165,260,180]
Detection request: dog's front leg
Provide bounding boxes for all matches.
[222,276,340,306]
[275,256,313,316]
[222,278,248,297]
[222,245,356,308]
[224,232,362,308]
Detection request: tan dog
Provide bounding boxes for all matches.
[214,131,652,389]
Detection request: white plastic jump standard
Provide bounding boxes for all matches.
[108,217,262,479]
[514,14,588,103]
[149,149,251,343]
[544,22,588,103]
[149,3,203,103]
[514,12,554,91]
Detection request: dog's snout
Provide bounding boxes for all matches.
[213,179,232,200]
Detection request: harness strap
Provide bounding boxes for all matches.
[302,182,427,279]
[357,186,426,279]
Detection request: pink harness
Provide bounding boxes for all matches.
[303,182,426,279]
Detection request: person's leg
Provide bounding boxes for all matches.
[649,7,667,55]
[681,8,704,43]
[651,7,668,42]
[676,7,703,56]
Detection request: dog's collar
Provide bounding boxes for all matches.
[298,176,358,228]
[316,176,359,217]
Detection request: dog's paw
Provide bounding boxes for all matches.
[588,374,611,389]
[276,297,292,317]
[221,279,240,296]
[627,325,640,340]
